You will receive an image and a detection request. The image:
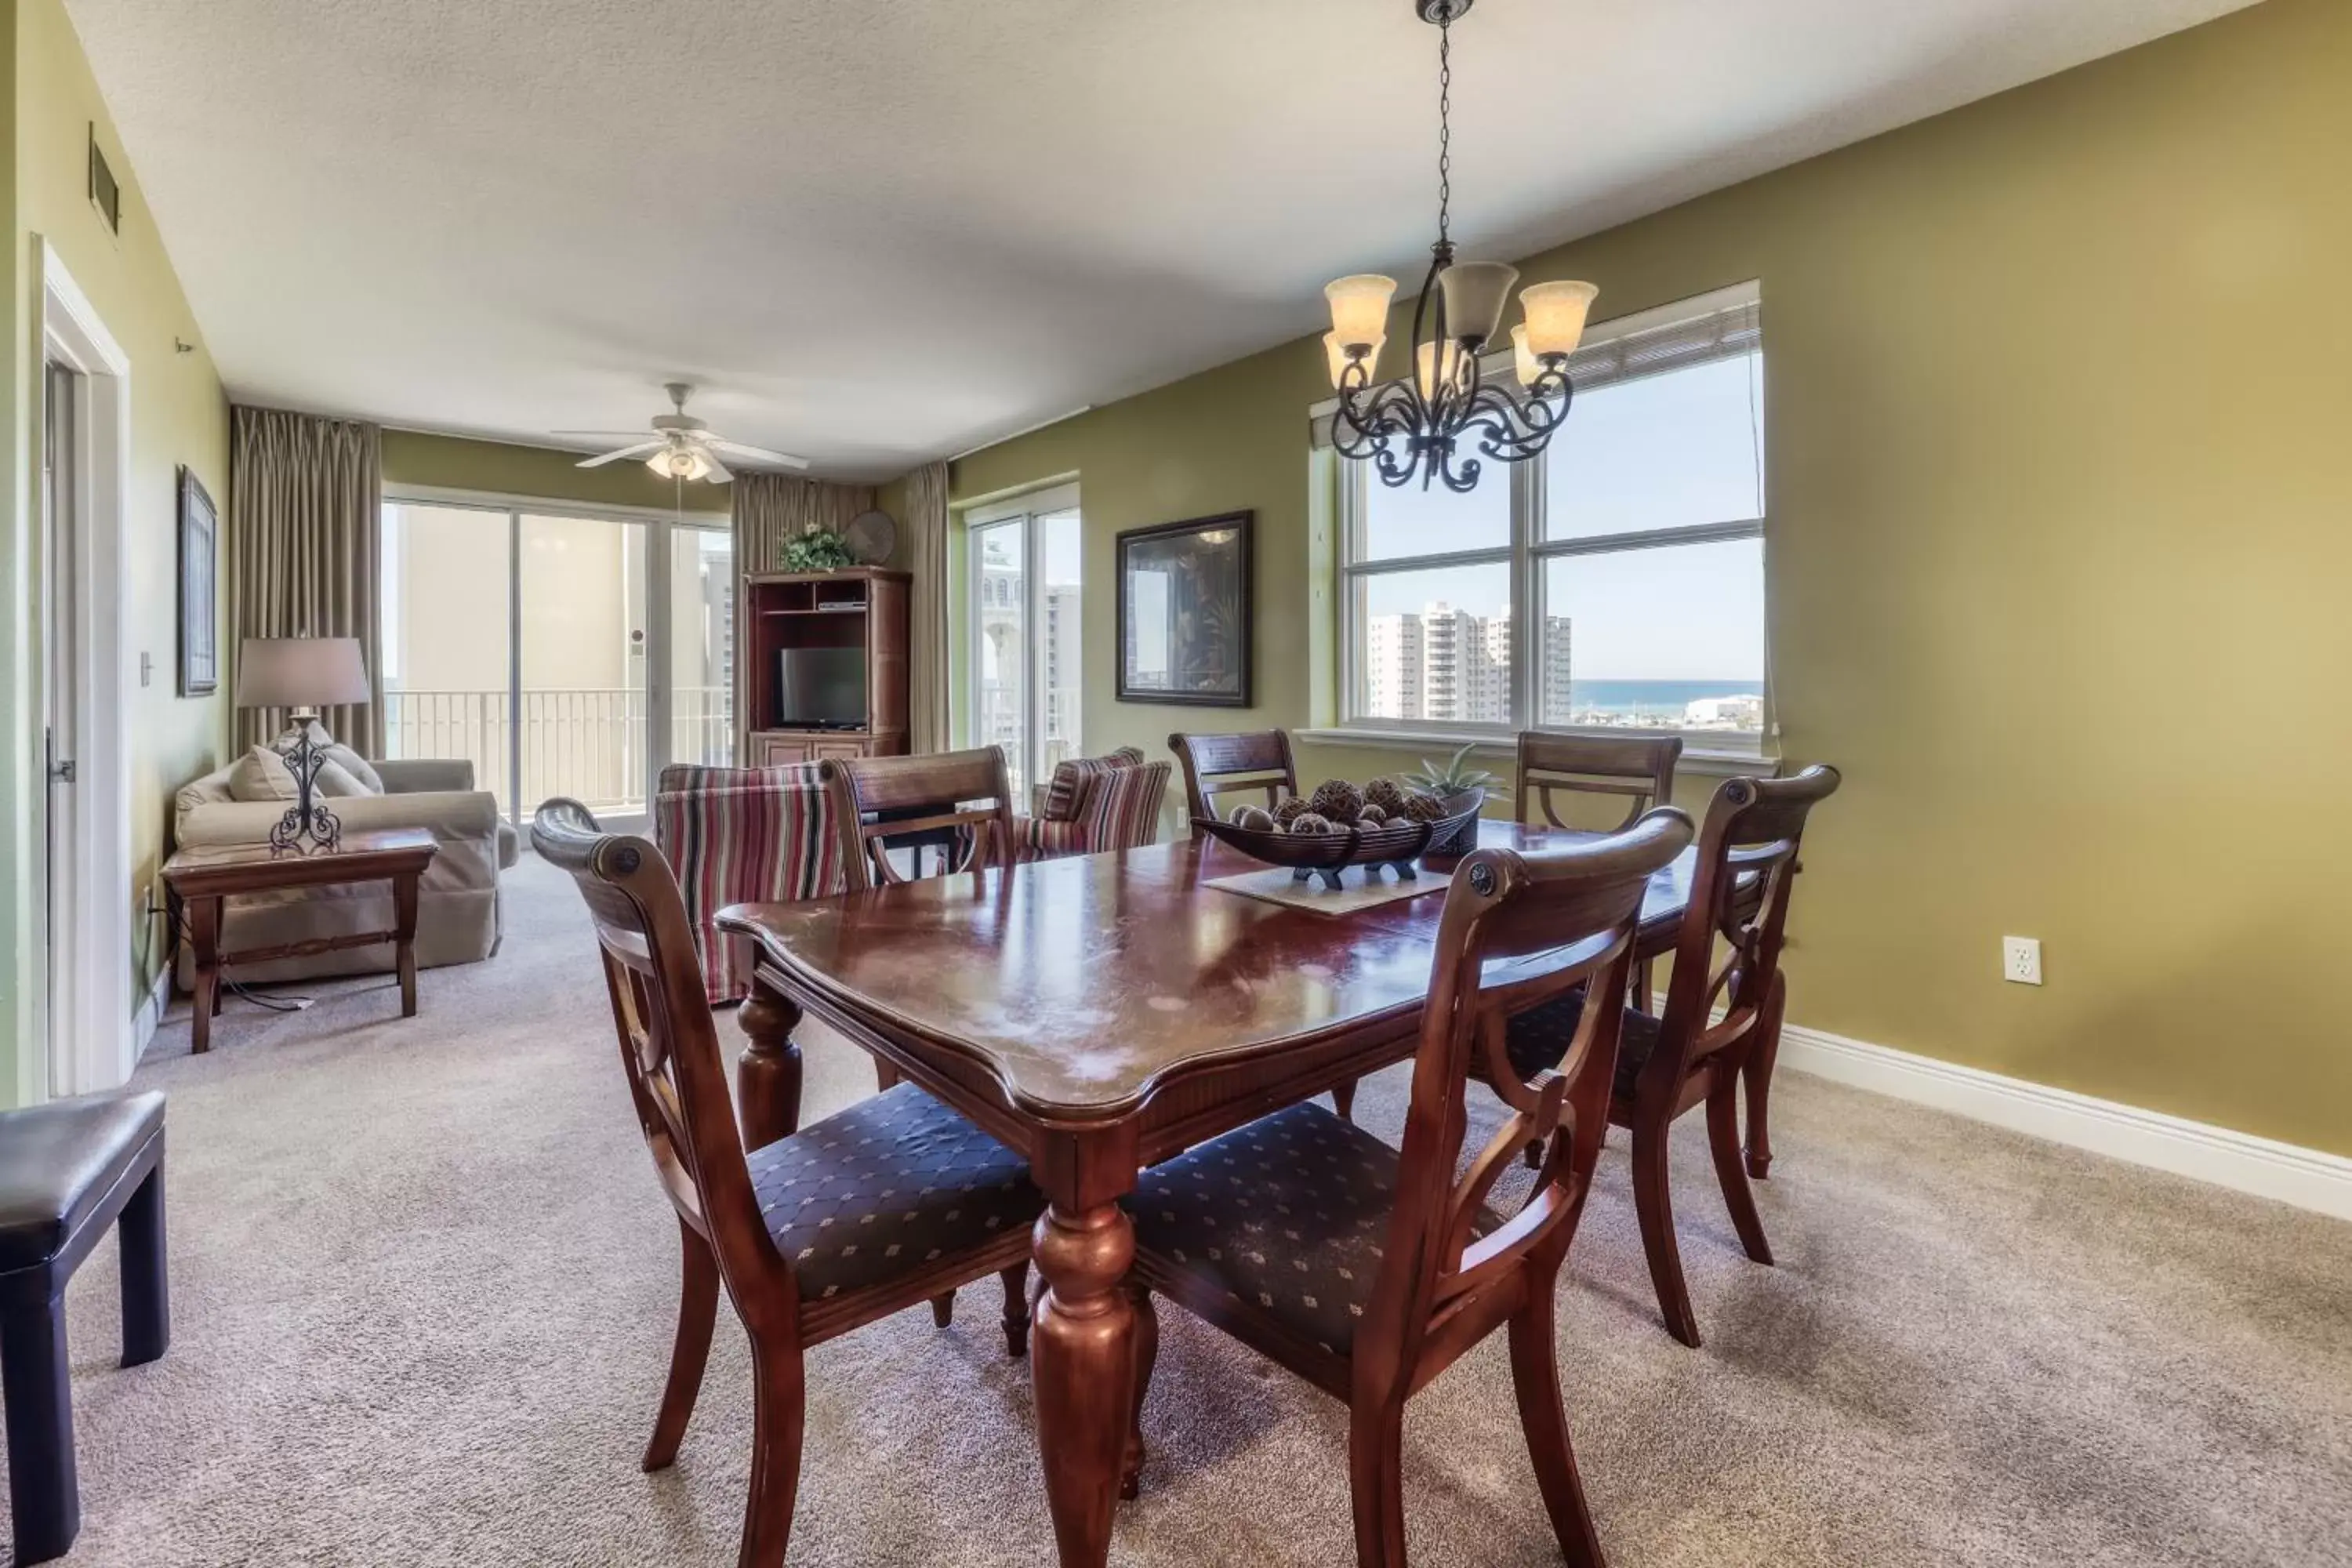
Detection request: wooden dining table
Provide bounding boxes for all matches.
[717,819,1730,1568]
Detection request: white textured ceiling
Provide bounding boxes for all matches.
[68,0,2254,481]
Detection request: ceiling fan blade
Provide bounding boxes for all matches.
[577,440,666,469]
[706,437,812,471]
[699,452,735,484]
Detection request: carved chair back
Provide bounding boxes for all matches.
[1641,766,1842,1098]
[530,799,797,1337]
[1514,731,1683,833]
[1357,808,1694,1402]
[1169,728,1298,820]
[831,748,1018,889]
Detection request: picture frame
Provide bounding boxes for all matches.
[178,466,218,696]
[1116,510,1253,706]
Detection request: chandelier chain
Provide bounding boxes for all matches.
[1436,17,1452,243]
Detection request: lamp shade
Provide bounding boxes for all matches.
[1439,261,1518,347]
[1510,324,1543,387]
[1323,330,1386,389]
[1324,274,1398,349]
[234,637,371,710]
[1414,339,1464,401]
[1519,279,1599,358]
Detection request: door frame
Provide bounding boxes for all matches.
[962,481,1080,798]
[37,240,135,1102]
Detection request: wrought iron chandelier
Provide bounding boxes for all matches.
[1323,0,1599,492]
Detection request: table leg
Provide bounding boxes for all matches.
[189,896,221,1054]
[1031,1199,1138,1567]
[737,972,804,1148]
[392,870,422,1018]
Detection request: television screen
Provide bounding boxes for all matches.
[775,648,867,728]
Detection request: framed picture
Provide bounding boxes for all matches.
[1116,510,1253,706]
[178,466,218,696]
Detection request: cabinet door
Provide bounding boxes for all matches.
[757,736,814,767]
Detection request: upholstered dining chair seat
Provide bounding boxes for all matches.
[746,1083,1044,1302]
[1129,1102,1501,1359]
[1504,993,1662,1099]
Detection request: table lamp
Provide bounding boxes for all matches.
[234,636,371,855]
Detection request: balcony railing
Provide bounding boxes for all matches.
[383,687,733,816]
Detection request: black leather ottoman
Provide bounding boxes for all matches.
[0,1091,169,1565]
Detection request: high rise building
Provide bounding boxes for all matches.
[1364,602,1572,725]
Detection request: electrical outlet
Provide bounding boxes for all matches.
[2002,935,2042,985]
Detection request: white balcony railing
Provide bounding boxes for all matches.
[383,686,733,815]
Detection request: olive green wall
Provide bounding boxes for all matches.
[2,0,229,1102]
[947,0,2352,1155]
[381,429,728,520]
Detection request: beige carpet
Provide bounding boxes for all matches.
[20,852,2350,1566]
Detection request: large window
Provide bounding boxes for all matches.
[967,485,1082,800]
[1337,282,1767,746]
[381,495,732,824]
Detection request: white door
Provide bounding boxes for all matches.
[41,361,80,1097]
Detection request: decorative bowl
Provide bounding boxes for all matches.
[1192,799,1486,891]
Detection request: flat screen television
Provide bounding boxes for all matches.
[775,647,867,729]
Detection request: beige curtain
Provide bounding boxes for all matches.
[903,461,952,753]
[227,406,384,753]
[731,471,876,573]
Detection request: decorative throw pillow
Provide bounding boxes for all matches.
[302,720,383,793]
[311,758,371,797]
[226,745,299,803]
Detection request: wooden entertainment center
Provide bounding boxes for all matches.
[738,567,911,766]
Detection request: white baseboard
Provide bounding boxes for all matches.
[1777,1022,2352,1223]
[132,962,174,1062]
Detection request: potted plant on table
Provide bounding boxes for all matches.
[784,528,856,572]
[1403,744,1498,857]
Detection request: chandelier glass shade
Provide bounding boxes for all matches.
[1324,0,1599,492]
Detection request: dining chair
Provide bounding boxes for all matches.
[1514,733,1682,1011]
[531,799,1041,1568]
[832,747,1019,890]
[1503,766,1841,1348]
[1127,808,1696,1567]
[1167,728,1298,821]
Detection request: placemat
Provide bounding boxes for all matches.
[1206,862,1450,916]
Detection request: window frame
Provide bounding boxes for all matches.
[1330,281,1769,755]
[962,481,1082,795]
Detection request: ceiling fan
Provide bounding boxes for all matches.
[554,383,810,484]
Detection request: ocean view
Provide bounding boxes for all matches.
[1566,679,1763,719]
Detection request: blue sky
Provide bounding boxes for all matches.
[1359,353,1766,681]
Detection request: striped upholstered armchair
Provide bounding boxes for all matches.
[651,762,852,1004]
[1016,747,1172,861]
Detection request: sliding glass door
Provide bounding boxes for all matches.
[967,485,1081,803]
[383,497,731,826]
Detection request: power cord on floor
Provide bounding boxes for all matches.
[152,895,317,1014]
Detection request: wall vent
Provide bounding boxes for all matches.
[88,124,121,235]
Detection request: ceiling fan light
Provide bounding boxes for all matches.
[1325,274,1398,349]
[1439,261,1517,347]
[1519,279,1599,358]
[646,446,710,481]
[1323,330,1385,390]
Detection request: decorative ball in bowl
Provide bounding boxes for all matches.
[1193,775,1486,891]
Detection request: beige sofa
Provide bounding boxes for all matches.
[172,757,521,987]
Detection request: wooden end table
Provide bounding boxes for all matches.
[161,829,440,1053]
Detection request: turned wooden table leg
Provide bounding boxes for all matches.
[1031,1198,1138,1568]
[737,971,804,1149]
[392,869,422,1018]
[188,895,222,1054]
